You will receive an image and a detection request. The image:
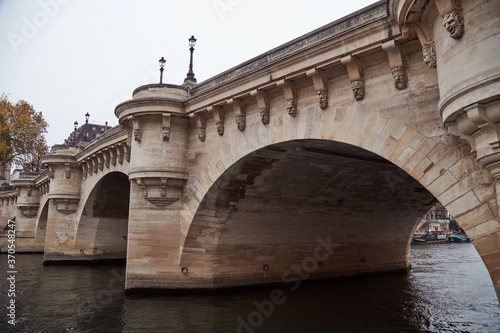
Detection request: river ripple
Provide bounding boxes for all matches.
[1,243,499,332]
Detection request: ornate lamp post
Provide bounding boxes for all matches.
[83,112,90,140]
[73,121,78,145]
[159,57,166,84]
[184,35,197,83]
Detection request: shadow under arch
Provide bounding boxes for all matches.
[180,139,438,286]
[75,171,130,261]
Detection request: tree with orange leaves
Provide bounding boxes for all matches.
[0,94,48,170]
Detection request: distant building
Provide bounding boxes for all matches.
[65,121,112,146]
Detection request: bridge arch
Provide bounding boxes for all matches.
[181,84,495,289]
[74,171,130,261]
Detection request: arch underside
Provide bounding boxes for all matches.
[75,172,130,260]
[181,140,437,287]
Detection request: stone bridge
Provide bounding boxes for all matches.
[1,0,500,300]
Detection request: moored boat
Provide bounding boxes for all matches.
[447,233,470,243]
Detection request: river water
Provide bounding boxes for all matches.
[1,243,499,332]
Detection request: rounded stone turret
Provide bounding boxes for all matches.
[41,149,82,214]
[115,83,189,206]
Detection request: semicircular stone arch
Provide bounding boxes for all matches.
[74,170,130,261]
[181,71,500,293]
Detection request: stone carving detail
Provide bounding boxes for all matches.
[277,79,298,117]
[422,43,437,68]
[210,106,225,136]
[133,128,142,143]
[64,163,71,179]
[382,41,407,90]
[162,128,171,141]
[81,164,88,179]
[48,166,54,179]
[435,0,464,39]
[229,98,246,131]
[195,114,207,142]
[135,177,185,207]
[162,114,171,141]
[117,151,124,165]
[125,147,130,163]
[235,115,246,131]
[306,68,329,109]
[341,55,365,101]
[20,205,38,218]
[286,99,298,117]
[109,149,117,167]
[351,80,365,101]
[97,155,104,171]
[260,107,270,125]
[197,127,206,142]
[251,89,271,125]
[317,90,328,109]
[216,121,225,136]
[51,198,79,214]
[392,67,408,90]
[445,103,500,179]
[443,10,464,39]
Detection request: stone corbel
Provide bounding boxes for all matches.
[446,103,500,179]
[26,185,32,197]
[120,118,133,147]
[382,40,408,90]
[116,145,124,165]
[306,68,329,109]
[85,160,93,177]
[435,0,464,39]
[402,23,436,68]
[92,158,98,174]
[209,106,225,136]
[134,177,183,207]
[81,162,88,179]
[341,55,365,101]
[196,114,206,142]
[250,89,270,125]
[48,165,54,179]
[19,205,38,218]
[135,178,148,198]
[109,147,117,166]
[51,198,79,214]
[124,145,131,162]
[64,163,71,179]
[162,113,171,142]
[277,79,298,117]
[132,117,142,143]
[228,98,246,131]
[103,150,110,169]
[96,154,104,171]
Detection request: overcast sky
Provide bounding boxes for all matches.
[0,0,376,146]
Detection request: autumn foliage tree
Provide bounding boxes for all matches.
[0,94,48,170]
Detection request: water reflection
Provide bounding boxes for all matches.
[1,243,499,332]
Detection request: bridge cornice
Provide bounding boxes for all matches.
[115,97,186,122]
[184,1,397,114]
[76,127,127,163]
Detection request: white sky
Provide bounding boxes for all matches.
[0,0,376,146]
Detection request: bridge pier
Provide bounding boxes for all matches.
[7,172,44,252]
[433,0,500,300]
[41,147,83,262]
[115,84,190,290]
